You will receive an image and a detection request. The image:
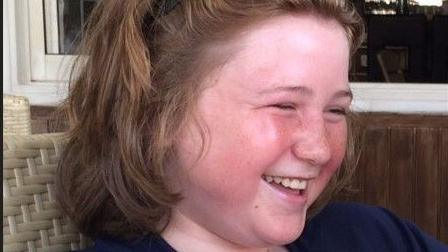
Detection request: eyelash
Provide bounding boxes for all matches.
[329,108,347,115]
[272,103,296,110]
[271,104,348,116]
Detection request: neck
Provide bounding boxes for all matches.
[161,210,288,252]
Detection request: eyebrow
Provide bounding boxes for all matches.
[257,86,313,96]
[257,85,353,100]
[333,89,353,100]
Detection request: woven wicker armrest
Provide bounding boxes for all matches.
[3,95,32,136]
[3,133,91,252]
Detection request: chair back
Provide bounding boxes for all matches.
[3,95,32,136]
[3,133,91,252]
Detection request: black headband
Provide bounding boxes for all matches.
[158,0,180,16]
[143,0,180,37]
[144,0,180,28]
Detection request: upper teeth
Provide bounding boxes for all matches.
[263,175,307,190]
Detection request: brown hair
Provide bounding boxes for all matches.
[56,0,365,239]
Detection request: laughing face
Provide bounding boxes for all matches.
[163,14,351,250]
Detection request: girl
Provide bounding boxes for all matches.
[56,0,447,251]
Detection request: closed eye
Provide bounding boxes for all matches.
[329,108,347,115]
[271,103,296,110]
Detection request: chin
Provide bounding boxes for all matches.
[255,216,306,247]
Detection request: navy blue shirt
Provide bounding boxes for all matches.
[82,202,448,251]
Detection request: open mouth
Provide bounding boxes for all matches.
[262,175,307,195]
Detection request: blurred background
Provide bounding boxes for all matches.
[41,0,448,83]
[351,0,448,83]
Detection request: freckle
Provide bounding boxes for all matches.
[254,205,259,209]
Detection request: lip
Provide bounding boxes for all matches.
[262,178,308,208]
[263,174,318,181]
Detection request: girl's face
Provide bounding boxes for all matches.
[165,14,351,250]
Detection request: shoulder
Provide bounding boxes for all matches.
[311,202,404,229]
[293,202,448,252]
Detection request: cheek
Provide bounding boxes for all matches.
[173,121,258,204]
[308,122,347,205]
[174,113,291,203]
[330,122,348,165]
[321,123,348,179]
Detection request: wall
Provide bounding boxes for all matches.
[30,107,448,243]
[335,112,448,244]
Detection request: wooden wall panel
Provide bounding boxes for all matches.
[29,108,448,244]
[347,143,366,203]
[363,128,389,206]
[334,113,448,244]
[439,129,448,243]
[414,128,439,237]
[388,128,415,221]
[30,106,64,133]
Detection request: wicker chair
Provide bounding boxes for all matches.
[3,133,91,252]
[3,95,32,136]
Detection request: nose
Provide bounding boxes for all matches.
[292,119,331,166]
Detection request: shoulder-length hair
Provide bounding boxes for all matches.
[55,0,364,239]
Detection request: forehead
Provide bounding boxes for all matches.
[213,14,350,93]
[236,14,349,71]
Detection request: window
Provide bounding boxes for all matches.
[45,0,97,55]
[30,0,96,81]
[3,0,447,113]
[4,0,98,105]
[350,0,448,83]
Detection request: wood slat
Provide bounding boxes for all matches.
[414,128,439,237]
[389,128,415,221]
[357,113,448,128]
[343,153,365,202]
[30,106,66,134]
[439,129,448,243]
[335,127,366,202]
[363,128,389,207]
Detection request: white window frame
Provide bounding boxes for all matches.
[3,0,448,113]
[4,0,71,106]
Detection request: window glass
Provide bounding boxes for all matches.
[44,0,448,83]
[351,0,448,83]
[44,0,96,55]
